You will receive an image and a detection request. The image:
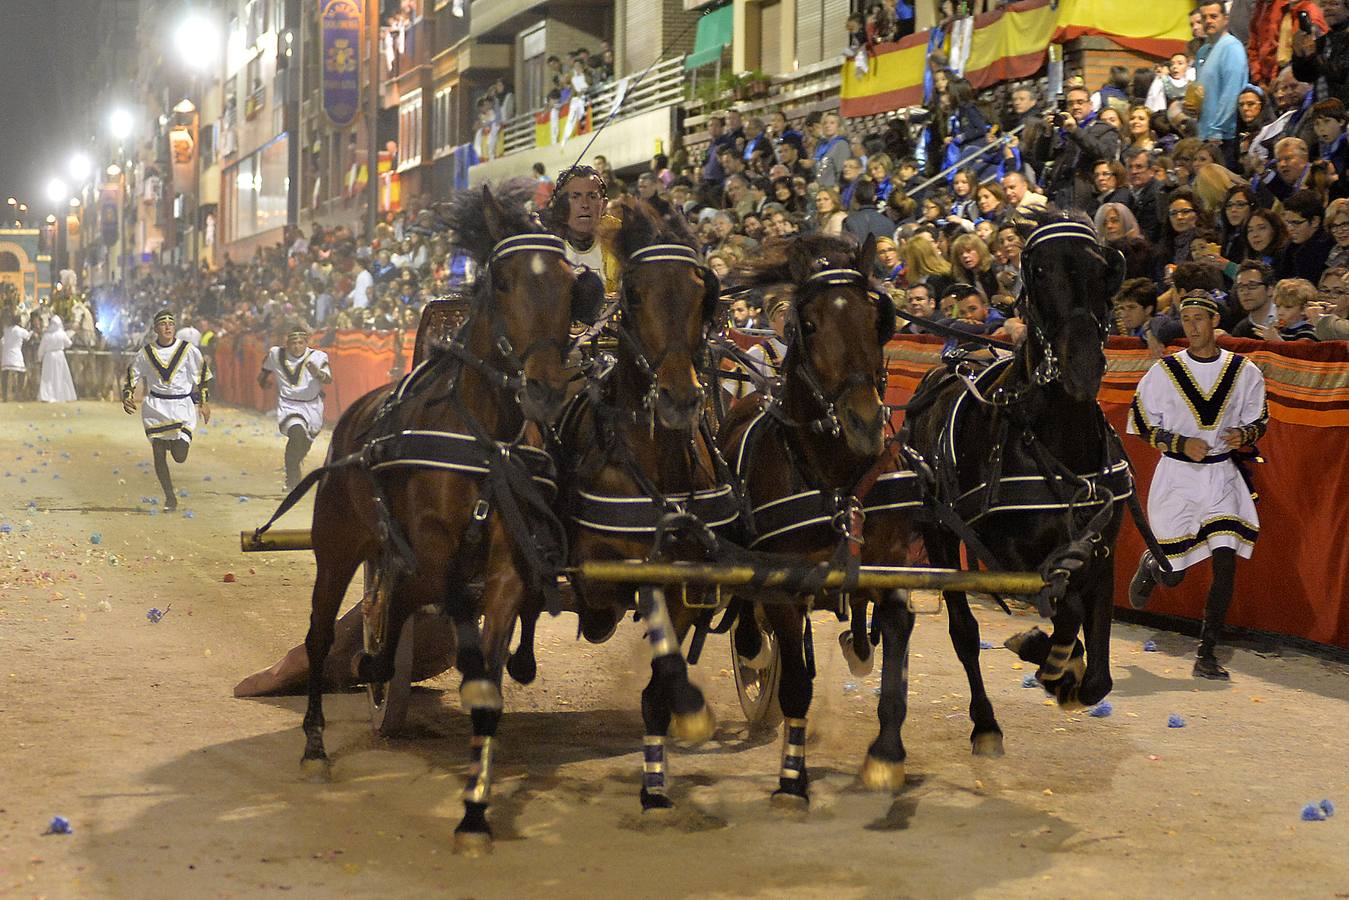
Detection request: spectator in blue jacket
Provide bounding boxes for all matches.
[1194,0,1249,168]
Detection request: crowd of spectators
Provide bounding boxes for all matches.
[28,0,1349,365]
[605,0,1349,347]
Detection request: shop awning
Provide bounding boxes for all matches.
[684,4,733,71]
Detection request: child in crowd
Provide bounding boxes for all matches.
[1260,278,1319,341]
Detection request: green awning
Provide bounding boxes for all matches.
[684,4,733,70]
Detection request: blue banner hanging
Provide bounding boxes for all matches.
[320,0,363,128]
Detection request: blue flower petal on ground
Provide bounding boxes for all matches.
[1302,803,1326,821]
[979,640,994,650]
[1022,674,1039,688]
[1143,640,1158,652]
[1088,700,1113,717]
[0,524,10,534]
[44,816,72,835]
[90,533,102,544]
[1320,798,1336,817]
[1167,714,1185,728]
[183,510,194,518]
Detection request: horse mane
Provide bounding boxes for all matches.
[603,197,699,261]
[734,234,862,289]
[439,178,543,261]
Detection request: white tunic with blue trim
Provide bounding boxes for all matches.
[1127,348,1267,570]
[125,339,210,443]
[261,347,330,438]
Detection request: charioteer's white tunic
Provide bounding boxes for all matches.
[1128,348,1267,570]
[124,339,211,443]
[261,346,330,438]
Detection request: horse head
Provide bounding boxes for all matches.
[608,198,718,431]
[444,180,581,425]
[1018,216,1125,402]
[752,234,893,459]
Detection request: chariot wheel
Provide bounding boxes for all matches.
[362,562,415,737]
[730,606,782,731]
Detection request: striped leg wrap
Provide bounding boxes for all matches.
[637,587,680,658]
[463,736,495,805]
[642,736,668,795]
[779,718,808,780]
[1039,642,1073,681]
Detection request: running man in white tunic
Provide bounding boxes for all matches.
[122,309,213,510]
[1126,292,1268,680]
[257,325,331,490]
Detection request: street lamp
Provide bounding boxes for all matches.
[68,154,92,183]
[175,13,219,69]
[46,178,68,205]
[109,108,134,141]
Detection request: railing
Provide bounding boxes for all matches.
[481,56,688,162]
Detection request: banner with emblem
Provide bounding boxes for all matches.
[321,0,363,127]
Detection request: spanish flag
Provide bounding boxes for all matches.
[535,100,593,148]
[841,0,1191,117]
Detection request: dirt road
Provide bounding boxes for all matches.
[2,401,1347,899]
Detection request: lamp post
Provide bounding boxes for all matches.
[174,12,218,271]
[108,108,134,288]
[45,178,70,296]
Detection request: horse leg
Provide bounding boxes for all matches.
[861,590,915,791]
[452,611,503,854]
[1077,562,1116,706]
[505,596,540,685]
[450,517,526,854]
[838,593,874,677]
[639,585,715,745]
[928,532,1003,756]
[301,544,362,781]
[765,602,811,808]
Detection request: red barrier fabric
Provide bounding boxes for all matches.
[884,336,1349,649]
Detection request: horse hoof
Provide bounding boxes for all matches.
[859,755,906,792]
[770,789,810,812]
[641,794,676,815]
[505,651,536,685]
[971,731,1005,757]
[670,706,716,745]
[300,756,331,783]
[453,830,493,857]
[839,630,874,678]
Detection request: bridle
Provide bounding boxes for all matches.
[769,266,887,437]
[442,232,570,401]
[1015,221,1111,390]
[611,242,710,417]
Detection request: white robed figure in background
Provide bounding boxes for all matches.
[38,316,77,403]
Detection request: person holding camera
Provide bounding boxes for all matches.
[1292,0,1347,107]
[1248,0,1326,87]
[1034,85,1122,211]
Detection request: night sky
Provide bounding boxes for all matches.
[0,0,103,217]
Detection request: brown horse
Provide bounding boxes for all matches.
[297,181,599,852]
[718,234,921,805]
[531,198,731,814]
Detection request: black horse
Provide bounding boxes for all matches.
[903,216,1130,756]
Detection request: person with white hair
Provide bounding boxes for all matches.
[37,315,77,403]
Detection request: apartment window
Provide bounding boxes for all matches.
[225,134,288,242]
[399,90,423,171]
[520,23,547,112]
[432,86,454,157]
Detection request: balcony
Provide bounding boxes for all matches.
[469,56,686,182]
